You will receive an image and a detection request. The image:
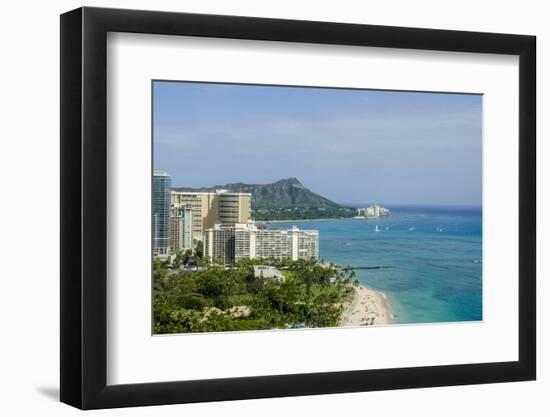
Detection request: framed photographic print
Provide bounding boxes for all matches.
[60,6,536,409]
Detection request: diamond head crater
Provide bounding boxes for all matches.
[173,177,355,221]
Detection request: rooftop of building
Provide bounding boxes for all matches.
[206,222,319,234]
[252,265,285,282]
[171,190,251,196]
[153,170,170,177]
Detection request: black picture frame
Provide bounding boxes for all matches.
[60,6,536,410]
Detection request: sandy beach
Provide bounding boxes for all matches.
[339,285,393,327]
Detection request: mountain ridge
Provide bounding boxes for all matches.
[173,178,354,221]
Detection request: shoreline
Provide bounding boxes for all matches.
[339,285,394,327]
[262,217,352,224]
[261,216,390,224]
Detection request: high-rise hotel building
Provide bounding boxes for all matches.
[171,190,251,242]
[218,191,251,224]
[204,222,319,264]
[170,206,193,252]
[355,205,390,218]
[157,174,320,263]
[152,171,171,256]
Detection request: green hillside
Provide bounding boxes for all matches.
[173,178,354,221]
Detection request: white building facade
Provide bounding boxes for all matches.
[356,204,390,218]
[204,222,319,264]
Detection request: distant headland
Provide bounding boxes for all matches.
[173,178,356,221]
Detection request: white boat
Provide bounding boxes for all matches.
[409,226,415,232]
[374,225,380,232]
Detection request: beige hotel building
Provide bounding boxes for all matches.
[171,189,252,242]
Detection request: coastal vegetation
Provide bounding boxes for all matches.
[153,255,358,334]
[253,205,354,221]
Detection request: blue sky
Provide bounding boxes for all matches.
[153,81,482,206]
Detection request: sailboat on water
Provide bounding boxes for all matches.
[374,225,380,232]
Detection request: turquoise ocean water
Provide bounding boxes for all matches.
[267,206,482,325]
